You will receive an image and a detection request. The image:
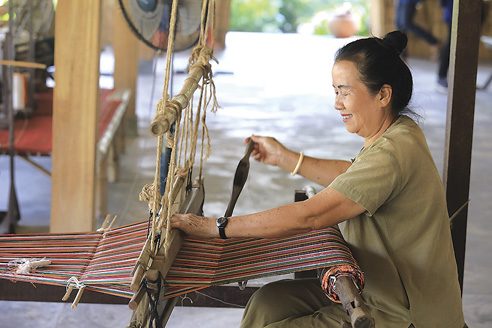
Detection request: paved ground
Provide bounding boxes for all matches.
[1,32,492,327]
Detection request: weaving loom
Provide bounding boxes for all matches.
[0,1,374,327]
[0,215,362,302]
[0,207,368,327]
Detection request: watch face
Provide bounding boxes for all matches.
[217,216,227,227]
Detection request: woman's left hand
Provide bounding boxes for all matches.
[170,213,218,238]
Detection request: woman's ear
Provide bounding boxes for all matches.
[379,84,392,108]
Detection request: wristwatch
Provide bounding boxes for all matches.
[216,216,229,239]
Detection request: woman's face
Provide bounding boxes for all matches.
[332,60,392,142]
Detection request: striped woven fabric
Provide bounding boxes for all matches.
[0,220,363,301]
[164,227,360,298]
[0,221,147,299]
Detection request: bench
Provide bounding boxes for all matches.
[0,87,131,229]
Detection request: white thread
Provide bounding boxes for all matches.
[194,291,245,308]
[8,257,51,274]
[63,276,86,308]
[66,276,85,290]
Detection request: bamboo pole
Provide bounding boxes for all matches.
[150,48,212,136]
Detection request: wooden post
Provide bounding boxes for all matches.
[113,2,139,137]
[443,0,482,291]
[50,0,101,232]
[214,0,231,50]
[370,0,386,37]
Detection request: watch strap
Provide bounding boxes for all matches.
[217,216,229,239]
[219,225,227,239]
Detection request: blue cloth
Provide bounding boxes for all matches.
[441,0,453,24]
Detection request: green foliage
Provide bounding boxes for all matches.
[229,0,280,32]
[277,0,314,33]
[229,0,371,36]
[313,19,331,36]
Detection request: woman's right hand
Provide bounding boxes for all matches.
[247,135,287,167]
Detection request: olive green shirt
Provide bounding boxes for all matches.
[329,116,464,327]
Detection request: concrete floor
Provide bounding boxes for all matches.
[1,32,492,327]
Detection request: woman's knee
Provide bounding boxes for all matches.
[245,280,292,314]
[241,279,329,328]
[241,280,301,328]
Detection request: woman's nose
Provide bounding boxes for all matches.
[334,98,343,111]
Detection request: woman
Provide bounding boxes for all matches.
[171,31,464,327]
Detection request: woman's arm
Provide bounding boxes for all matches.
[280,150,352,187]
[250,135,352,186]
[170,187,365,239]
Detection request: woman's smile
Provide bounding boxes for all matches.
[341,113,353,122]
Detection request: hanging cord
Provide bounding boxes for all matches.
[149,0,181,252]
[145,0,219,214]
[130,1,220,311]
[199,70,220,179]
[148,51,162,120]
[189,0,221,179]
[135,0,219,286]
[161,0,218,243]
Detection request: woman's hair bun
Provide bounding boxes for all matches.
[382,31,408,55]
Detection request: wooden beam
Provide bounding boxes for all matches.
[443,0,482,291]
[113,2,139,136]
[51,0,101,232]
[0,280,127,304]
[0,279,254,307]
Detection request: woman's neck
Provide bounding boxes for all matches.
[363,114,398,148]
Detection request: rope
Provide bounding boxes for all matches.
[150,0,218,248]
[150,0,181,252]
[130,2,220,315]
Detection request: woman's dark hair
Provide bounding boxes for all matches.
[335,31,413,116]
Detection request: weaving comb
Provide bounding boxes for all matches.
[224,140,255,217]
